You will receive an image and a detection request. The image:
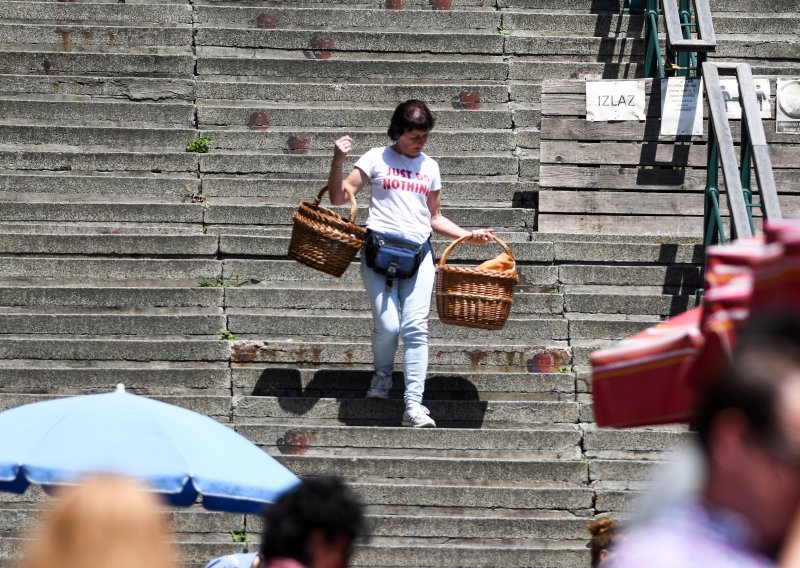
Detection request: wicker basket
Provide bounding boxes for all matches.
[435,235,519,330]
[288,186,365,277]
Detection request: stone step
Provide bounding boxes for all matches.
[234,396,580,426]
[0,171,198,198]
[501,0,799,11]
[0,124,194,149]
[353,541,588,568]
[196,28,505,55]
[0,148,197,173]
[0,23,192,50]
[563,285,699,316]
[0,257,221,279]
[197,77,512,104]
[0,97,194,125]
[220,234,548,260]
[503,11,800,35]
[558,264,703,288]
[0,74,195,101]
[0,306,225,335]
[0,1,193,24]
[227,307,568,341]
[197,102,513,129]
[0,48,194,77]
[350,478,593,511]
[363,513,590,540]
[0,222,202,235]
[0,233,217,255]
[553,240,703,264]
[198,150,526,178]
[0,279,223,307]
[195,5,501,30]
[0,199,204,224]
[583,426,691,457]
[566,312,661,340]
[238,423,580,451]
[229,335,570,370]
[0,360,231,395]
[271,452,587,482]
[232,364,575,397]
[226,286,563,315]
[197,128,521,153]
[224,259,557,286]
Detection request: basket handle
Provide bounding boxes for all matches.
[313,186,358,224]
[437,234,516,268]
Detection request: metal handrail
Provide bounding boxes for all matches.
[702,62,781,247]
[627,0,716,79]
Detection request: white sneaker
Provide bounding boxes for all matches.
[402,403,436,428]
[366,371,392,399]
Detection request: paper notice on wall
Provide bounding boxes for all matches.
[777,78,800,134]
[717,78,771,120]
[660,77,703,137]
[585,80,646,121]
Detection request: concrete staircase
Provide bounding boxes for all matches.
[0,0,796,566]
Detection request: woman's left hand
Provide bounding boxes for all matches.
[468,228,495,243]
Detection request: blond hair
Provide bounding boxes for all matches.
[587,516,617,568]
[23,476,181,568]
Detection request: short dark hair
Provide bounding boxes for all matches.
[260,477,366,564]
[695,311,800,455]
[387,100,435,140]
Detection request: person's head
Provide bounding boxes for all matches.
[587,516,617,567]
[260,477,365,568]
[23,475,179,568]
[387,100,435,158]
[696,310,800,553]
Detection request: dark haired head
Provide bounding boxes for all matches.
[695,311,800,456]
[387,100,435,141]
[260,477,365,565]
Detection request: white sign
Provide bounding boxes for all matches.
[717,78,771,120]
[777,78,800,134]
[585,80,646,121]
[660,77,703,137]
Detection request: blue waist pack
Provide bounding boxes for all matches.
[364,229,431,290]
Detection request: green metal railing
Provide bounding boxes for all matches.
[703,62,782,247]
[625,0,716,79]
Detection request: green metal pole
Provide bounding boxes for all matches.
[739,122,757,235]
[705,129,724,247]
[645,0,664,79]
[627,0,645,13]
[677,0,693,77]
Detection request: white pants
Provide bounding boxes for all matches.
[361,251,434,406]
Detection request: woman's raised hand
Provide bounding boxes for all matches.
[333,135,354,164]
[468,228,495,243]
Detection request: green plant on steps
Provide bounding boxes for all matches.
[186,135,211,153]
[230,531,248,544]
[497,25,511,36]
[219,330,238,341]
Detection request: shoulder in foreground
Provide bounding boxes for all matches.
[204,553,258,568]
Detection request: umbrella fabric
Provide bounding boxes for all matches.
[590,219,800,428]
[591,307,704,427]
[0,387,299,514]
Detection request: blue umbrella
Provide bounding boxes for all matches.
[0,384,299,513]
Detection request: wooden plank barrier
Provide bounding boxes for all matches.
[538,78,800,236]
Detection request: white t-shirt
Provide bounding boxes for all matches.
[354,146,441,244]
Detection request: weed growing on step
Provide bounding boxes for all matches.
[497,25,511,36]
[186,135,211,153]
[230,531,249,544]
[199,275,262,288]
[219,330,238,341]
[558,366,571,374]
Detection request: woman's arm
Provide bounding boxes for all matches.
[328,135,369,206]
[428,190,494,242]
